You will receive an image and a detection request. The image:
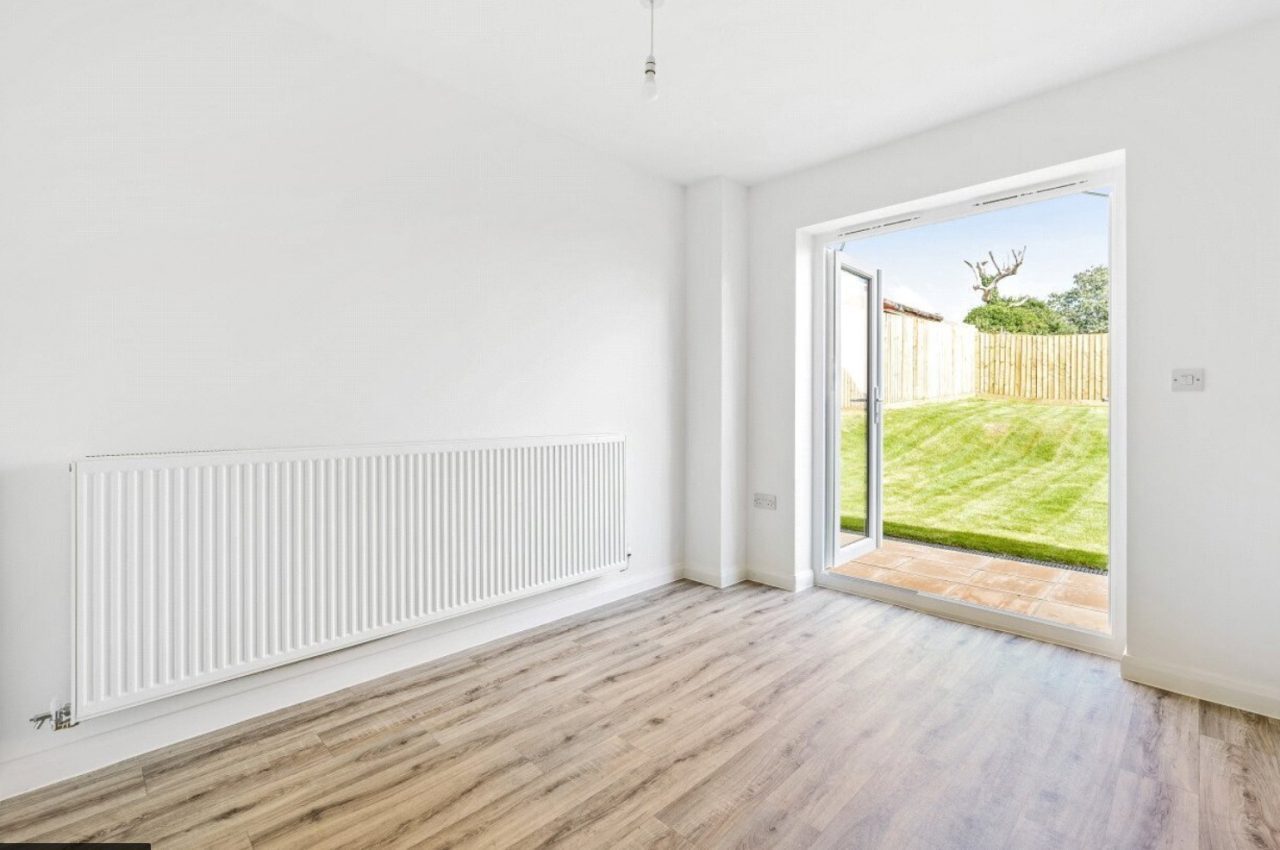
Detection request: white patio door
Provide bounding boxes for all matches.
[826,251,883,568]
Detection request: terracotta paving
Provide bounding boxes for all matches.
[831,538,1110,633]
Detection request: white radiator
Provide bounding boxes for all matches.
[71,435,626,720]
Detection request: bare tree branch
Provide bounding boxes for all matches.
[966,247,1026,302]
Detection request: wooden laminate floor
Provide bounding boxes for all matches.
[1,581,1277,849]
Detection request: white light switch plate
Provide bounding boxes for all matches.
[753,493,777,510]
[1171,368,1205,392]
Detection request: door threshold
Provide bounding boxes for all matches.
[816,570,1120,658]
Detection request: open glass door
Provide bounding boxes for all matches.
[826,250,883,568]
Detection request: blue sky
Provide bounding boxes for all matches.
[840,191,1110,323]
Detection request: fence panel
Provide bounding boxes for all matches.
[976,331,1109,402]
[844,317,1105,407]
[841,315,1109,406]
[881,313,976,404]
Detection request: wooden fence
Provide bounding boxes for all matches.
[976,331,1109,401]
[881,312,976,404]
[842,314,1109,406]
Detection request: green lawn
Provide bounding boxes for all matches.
[841,397,1109,569]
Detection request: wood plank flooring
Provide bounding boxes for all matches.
[1,580,1277,849]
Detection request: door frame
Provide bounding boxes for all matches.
[808,152,1126,658]
[825,255,883,567]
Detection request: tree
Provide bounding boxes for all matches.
[964,297,1077,335]
[965,248,1026,303]
[1048,266,1109,333]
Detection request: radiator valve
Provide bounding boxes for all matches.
[30,700,76,731]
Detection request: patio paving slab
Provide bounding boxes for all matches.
[896,557,983,582]
[940,583,1040,615]
[831,540,1110,634]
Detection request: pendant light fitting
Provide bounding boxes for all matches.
[640,0,664,102]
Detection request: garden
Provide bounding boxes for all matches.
[841,396,1109,569]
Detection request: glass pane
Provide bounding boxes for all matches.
[838,263,868,547]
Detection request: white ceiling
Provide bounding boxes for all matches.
[260,0,1280,184]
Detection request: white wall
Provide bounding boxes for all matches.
[0,2,684,797]
[747,21,1280,712]
[683,178,748,587]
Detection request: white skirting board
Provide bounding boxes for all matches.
[747,569,815,592]
[0,566,680,802]
[682,565,747,589]
[1121,654,1280,720]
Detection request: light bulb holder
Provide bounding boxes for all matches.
[641,58,659,101]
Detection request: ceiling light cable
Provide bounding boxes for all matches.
[641,0,659,102]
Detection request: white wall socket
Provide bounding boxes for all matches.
[753,493,777,510]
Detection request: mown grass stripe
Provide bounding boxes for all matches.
[840,397,1108,570]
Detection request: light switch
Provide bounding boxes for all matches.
[1171,368,1204,392]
